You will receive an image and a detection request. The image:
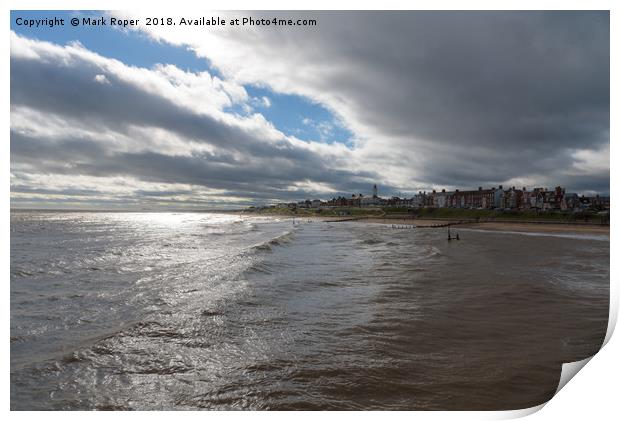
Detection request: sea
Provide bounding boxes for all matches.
[10,211,609,410]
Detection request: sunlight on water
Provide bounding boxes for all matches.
[10,212,609,410]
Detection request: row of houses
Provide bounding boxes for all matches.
[415,185,609,211]
[284,185,609,212]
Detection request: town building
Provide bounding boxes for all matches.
[278,183,607,214]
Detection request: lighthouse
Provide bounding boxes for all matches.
[373,184,378,198]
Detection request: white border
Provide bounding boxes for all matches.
[3,1,617,419]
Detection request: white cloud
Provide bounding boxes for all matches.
[94,74,109,84]
[10,31,373,207]
[570,145,610,176]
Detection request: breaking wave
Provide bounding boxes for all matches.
[250,230,295,252]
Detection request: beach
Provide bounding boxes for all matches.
[359,217,610,235]
[279,214,610,236]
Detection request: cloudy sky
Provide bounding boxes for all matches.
[10,11,609,209]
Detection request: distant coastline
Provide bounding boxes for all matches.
[10,207,609,235]
[359,218,610,236]
[240,208,610,235]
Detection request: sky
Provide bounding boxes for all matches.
[10,11,610,209]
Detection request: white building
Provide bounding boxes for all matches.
[361,196,381,206]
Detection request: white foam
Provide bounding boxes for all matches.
[459,227,609,242]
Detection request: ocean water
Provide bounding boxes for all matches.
[10,211,609,410]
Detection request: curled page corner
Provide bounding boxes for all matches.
[602,301,618,348]
[495,402,547,419]
[499,357,595,420]
[555,356,594,396]
[547,306,617,405]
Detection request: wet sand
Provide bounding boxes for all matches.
[340,217,609,235]
[242,213,609,235]
[458,221,609,235]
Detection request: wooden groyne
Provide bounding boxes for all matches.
[328,217,368,222]
[326,216,474,229]
[414,220,472,229]
[323,215,608,229]
[390,224,415,229]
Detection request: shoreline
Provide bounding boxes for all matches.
[345,218,609,235]
[254,214,610,235]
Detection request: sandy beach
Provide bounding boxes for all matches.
[455,221,609,235]
[314,216,610,235]
[239,212,610,235]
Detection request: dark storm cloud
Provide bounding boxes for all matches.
[247,11,609,148]
[553,175,611,196]
[182,10,609,191]
[11,131,377,202]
